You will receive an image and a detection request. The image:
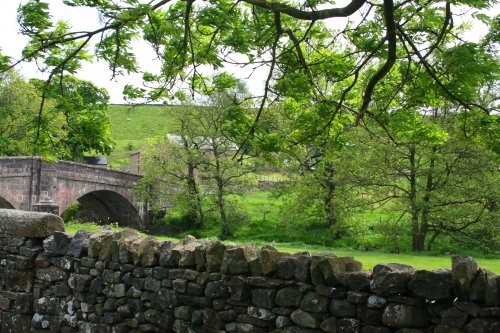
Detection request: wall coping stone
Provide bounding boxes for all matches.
[0,209,64,237]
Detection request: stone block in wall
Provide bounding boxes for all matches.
[337,318,361,332]
[294,254,311,283]
[246,276,283,289]
[310,254,346,287]
[169,268,199,281]
[469,268,494,302]
[225,322,267,333]
[158,310,175,331]
[248,306,277,322]
[49,256,73,271]
[465,318,500,333]
[358,304,384,326]
[14,292,33,314]
[238,313,277,329]
[300,291,328,313]
[441,306,468,328]
[3,269,34,292]
[252,288,277,309]
[336,271,371,292]
[43,232,73,256]
[205,241,226,273]
[230,276,250,301]
[453,301,481,318]
[408,269,453,301]
[195,243,207,271]
[337,256,363,272]
[290,309,320,328]
[259,245,280,276]
[205,280,229,299]
[277,256,297,280]
[176,236,201,268]
[452,255,478,300]
[367,295,387,309]
[0,312,31,333]
[275,287,303,308]
[485,275,500,306]
[221,245,260,275]
[158,241,179,267]
[347,291,370,304]
[66,230,92,258]
[7,255,35,271]
[360,326,391,333]
[319,316,336,332]
[0,294,11,311]
[203,308,224,329]
[33,296,65,316]
[434,324,466,333]
[70,273,93,292]
[87,229,114,258]
[381,303,430,328]
[370,263,416,296]
[19,238,44,258]
[34,252,50,268]
[141,238,160,267]
[315,285,346,299]
[330,299,356,317]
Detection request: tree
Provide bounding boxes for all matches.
[353,109,499,252]
[0,70,113,160]
[31,76,114,160]
[138,107,207,228]
[264,98,356,232]
[139,73,255,236]
[0,70,41,155]
[3,0,497,148]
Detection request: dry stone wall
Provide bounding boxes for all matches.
[0,209,499,333]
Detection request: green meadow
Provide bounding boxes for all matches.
[99,104,499,273]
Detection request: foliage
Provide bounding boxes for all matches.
[3,0,498,151]
[0,71,41,155]
[137,74,257,236]
[354,111,499,252]
[30,76,114,159]
[0,70,113,160]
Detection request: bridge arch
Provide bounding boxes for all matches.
[61,190,141,227]
[0,190,16,209]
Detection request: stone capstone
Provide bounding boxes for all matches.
[371,263,416,296]
[451,255,477,300]
[408,269,453,301]
[0,209,64,238]
[221,245,260,275]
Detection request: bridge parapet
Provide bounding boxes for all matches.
[0,157,146,226]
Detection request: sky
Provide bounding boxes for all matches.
[0,0,497,104]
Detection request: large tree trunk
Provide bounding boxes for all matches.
[213,156,230,236]
[322,163,337,228]
[217,176,230,236]
[420,146,437,250]
[186,163,204,228]
[409,146,425,251]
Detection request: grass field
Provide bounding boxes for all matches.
[100,104,499,272]
[65,221,500,273]
[107,104,181,169]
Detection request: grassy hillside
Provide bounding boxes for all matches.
[106,104,183,169]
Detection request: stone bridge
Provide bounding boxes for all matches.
[0,156,146,227]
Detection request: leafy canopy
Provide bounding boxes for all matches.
[1,0,498,151]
